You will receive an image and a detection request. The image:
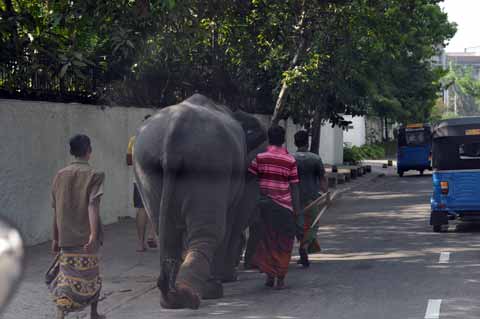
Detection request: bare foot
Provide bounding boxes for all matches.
[275,277,286,290]
[90,301,104,319]
[136,243,146,252]
[265,275,275,288]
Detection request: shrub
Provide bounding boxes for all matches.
[343,145,364,164]
[343,143,386,164]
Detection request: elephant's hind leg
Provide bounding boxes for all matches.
[175,175,230,302]
[158,214,188,308]
[133,166,184,307]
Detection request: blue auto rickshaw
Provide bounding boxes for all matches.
[430,117,480,232]
[397,123,432,177]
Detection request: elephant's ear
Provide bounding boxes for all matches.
[232,111,267,153]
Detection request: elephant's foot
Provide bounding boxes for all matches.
[158,275,181,309]
[159,258,197,309]
[202,279,224,300]
[157,274,169,296]
[160,283,201,310]
[158,258,180,294]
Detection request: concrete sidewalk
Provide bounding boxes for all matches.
[3,165,387,319]
[3,220,160,319]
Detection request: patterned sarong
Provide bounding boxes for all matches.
[252,196,296,277]
[297,203,321,253]
[48,248,102,313]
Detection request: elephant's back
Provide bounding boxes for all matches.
[134,98,246,173]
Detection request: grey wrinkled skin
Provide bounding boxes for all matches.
[133,94,266,307]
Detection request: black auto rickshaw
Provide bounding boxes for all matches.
[430,117,480,232]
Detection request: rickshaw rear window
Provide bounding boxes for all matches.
[406,130,426,145]
[459,142,480,159]
[399,128,429,146]
[398,124,432,147]
[433,138,480,170]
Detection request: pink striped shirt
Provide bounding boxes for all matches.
[248,145,299,211]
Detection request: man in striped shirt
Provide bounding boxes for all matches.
[248,125,301,289]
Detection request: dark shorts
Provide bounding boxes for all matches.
[133,183,144,208]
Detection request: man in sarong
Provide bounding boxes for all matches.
[248,125,301,289]
[292,130,328,268]
[50,134,105,319]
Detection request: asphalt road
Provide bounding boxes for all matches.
[107,170,480,319]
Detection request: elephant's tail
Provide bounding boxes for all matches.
[158,152,181,258]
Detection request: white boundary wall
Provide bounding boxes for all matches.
[317,123,344,165]
[254,116,343,165]
[0,99,151,245]
[283,119,343,165]
[343,115,366,147]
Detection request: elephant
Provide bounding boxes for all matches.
[133,94,266,309]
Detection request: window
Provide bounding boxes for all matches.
[459,142,480,159]
[405,130,426,146]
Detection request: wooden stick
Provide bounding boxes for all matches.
[303,191,330,211]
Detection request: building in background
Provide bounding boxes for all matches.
[439,49,480,115]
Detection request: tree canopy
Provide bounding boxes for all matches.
[1,0,456,145]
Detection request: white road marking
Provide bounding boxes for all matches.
[439,252,450,264]
[425,299,442,319]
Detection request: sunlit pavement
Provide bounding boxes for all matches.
[8,164,480,318]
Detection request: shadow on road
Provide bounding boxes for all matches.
[453,222,480,233]
[397,171,433,179]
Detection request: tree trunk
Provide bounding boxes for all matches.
[384,117,389,142]
[310,112,321,154]
[271,2,307,125]
[4,0,22,62]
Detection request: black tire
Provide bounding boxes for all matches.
[420,170,424,176]
[398,171,404,177]
[433,225,442,232]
